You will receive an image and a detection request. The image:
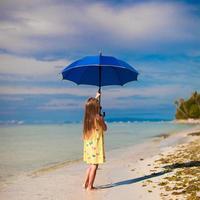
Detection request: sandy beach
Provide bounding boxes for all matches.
[0,125,200,200]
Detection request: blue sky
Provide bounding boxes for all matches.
[0,0,200,123]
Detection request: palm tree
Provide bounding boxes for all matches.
[191,91,200,110]
[179,98,189,118]
[174,100,188,118]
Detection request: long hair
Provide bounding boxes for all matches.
[83,97,100,140]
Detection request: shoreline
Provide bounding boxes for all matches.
[0,125,200,199]
[0,122,193,186]
[174,118,200,124]
[0,121,192,187]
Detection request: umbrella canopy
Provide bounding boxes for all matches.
[61,53,139,115]
[61,53,139,87]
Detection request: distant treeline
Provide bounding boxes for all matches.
[175,91,200,119]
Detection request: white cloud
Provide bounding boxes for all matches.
[0,96,24,101]
[0,85,96,95]
[0,54,69,78]
[32,84,191,110]
[0,84,189,98]
[0,82,194,110]
[38,99,83,110]
[0,1,199,55]
[0,1,199,117]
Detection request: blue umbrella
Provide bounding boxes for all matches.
[61,53,139,115]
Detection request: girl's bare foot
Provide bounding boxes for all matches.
[82,183,88,189]
[86,186,97,191]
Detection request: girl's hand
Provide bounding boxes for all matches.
[95,92,101,99]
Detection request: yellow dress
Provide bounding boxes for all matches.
[83,122,105,164]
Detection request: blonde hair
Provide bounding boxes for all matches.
[83,97,100,140]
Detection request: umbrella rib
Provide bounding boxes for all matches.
[64,64,127,71]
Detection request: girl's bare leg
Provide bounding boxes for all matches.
[83,166,91,189]
[87,164,98,190]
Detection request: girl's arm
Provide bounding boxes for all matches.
[96,115,107,131]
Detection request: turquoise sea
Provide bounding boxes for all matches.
[0,122,194,184]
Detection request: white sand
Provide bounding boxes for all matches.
[0,125,200,200]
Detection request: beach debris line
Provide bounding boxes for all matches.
[188,131,200,136]
[155,138,200,200]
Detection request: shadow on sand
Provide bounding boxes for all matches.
[98,160,200,189]
[97,170,168,189]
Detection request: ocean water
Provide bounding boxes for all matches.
[0,122,194,184]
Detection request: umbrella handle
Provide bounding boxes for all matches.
[99,106,105,117]
[97,89,105,117]
[98,87,101,114]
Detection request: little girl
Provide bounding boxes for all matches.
[82,92,107,191]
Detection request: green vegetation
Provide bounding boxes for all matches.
[175,91,200,119]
